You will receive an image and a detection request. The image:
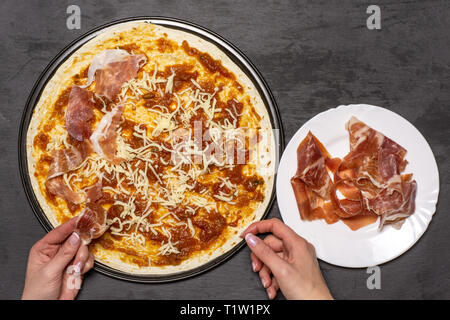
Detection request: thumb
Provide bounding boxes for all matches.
[48,232,81,274]
[245,233,287,276]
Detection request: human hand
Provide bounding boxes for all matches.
[241,218,333,300]
[22,218,95,300]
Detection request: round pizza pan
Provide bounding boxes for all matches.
[18,16,284,283]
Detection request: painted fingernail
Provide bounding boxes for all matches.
[252,262,257,272]
[75,261,83,273]
[245,233,258,247]
[261,278,268,288]
[74,261,83,274]
[69,232,80,246]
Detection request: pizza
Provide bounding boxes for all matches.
[26,21,276,275]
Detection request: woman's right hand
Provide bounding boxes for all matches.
[241,218,333,300]
[22,218,94,300]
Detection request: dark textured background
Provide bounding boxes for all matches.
[0,0,449,300]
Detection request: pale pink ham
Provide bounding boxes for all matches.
[90,104,124,164]
[45,142,92,203]
[74,203,107,245]
[85,181,103,203]
[47,143,90,179]
[65,86,94,141]
[84,49,146,101]
[45,176,83,204]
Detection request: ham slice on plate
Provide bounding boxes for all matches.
[45,142,92,204]
[291,132,333,199]
[342,117,416,229]
[90,104,124,164]
[290,132,340,224]
[291,117,417,231]
[84,49,147,101]
[65,86,94,141]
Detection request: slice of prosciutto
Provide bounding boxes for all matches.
[45,142,91,204]
[85,49,146,101]
[47,143,90,179]
[90,104,124,164]
[74,202,107,245]
[85,181,103,203]
[290,132,339,223]
[341,117,415,229]
[291,132,333,199]
[368,180,417,229]
[45,176,82,204]
[66,86,94,141]
[342,116,408,188]
[291,117,417,231]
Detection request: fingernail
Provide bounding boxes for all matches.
[69,232,80,246]
[267,288,274,299]
[261,278,268,288]
[75,261,83,273]
[252,262,257,272]
[245,233,258,247]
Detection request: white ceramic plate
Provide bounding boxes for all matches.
[277,104,439,268]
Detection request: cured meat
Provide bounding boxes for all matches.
[85,181,103,203]
[341,117,407,187]
[291,132,333,199]
[66,86,94,141]
[75,181,107,245]
[291,117,417,231]
[45,142,92,203]
[291,177,312,220]
[45,176,83,204]
[85,49,147,101]
[74,202,107,245]
[338,117,415,229]
[85,49,131,87]
[90,104,124,164]
[47,143,90,179]
[368,180,417,229]
[290,132,340,223]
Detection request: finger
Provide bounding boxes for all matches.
[250,234,283,272]
[40,217,78,245]
[47,232,81,274]
[250,252,263,272]
[259,264,272,289]
[82,252,95,274]
[264,234,284,252]
[59,270,83,300]
[244,233,287,276]
[59,252,94,300]
[71,245,90,274]
[242,218,301,252]
[267,277,279,300]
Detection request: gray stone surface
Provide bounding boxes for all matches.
[0,0,449,299]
